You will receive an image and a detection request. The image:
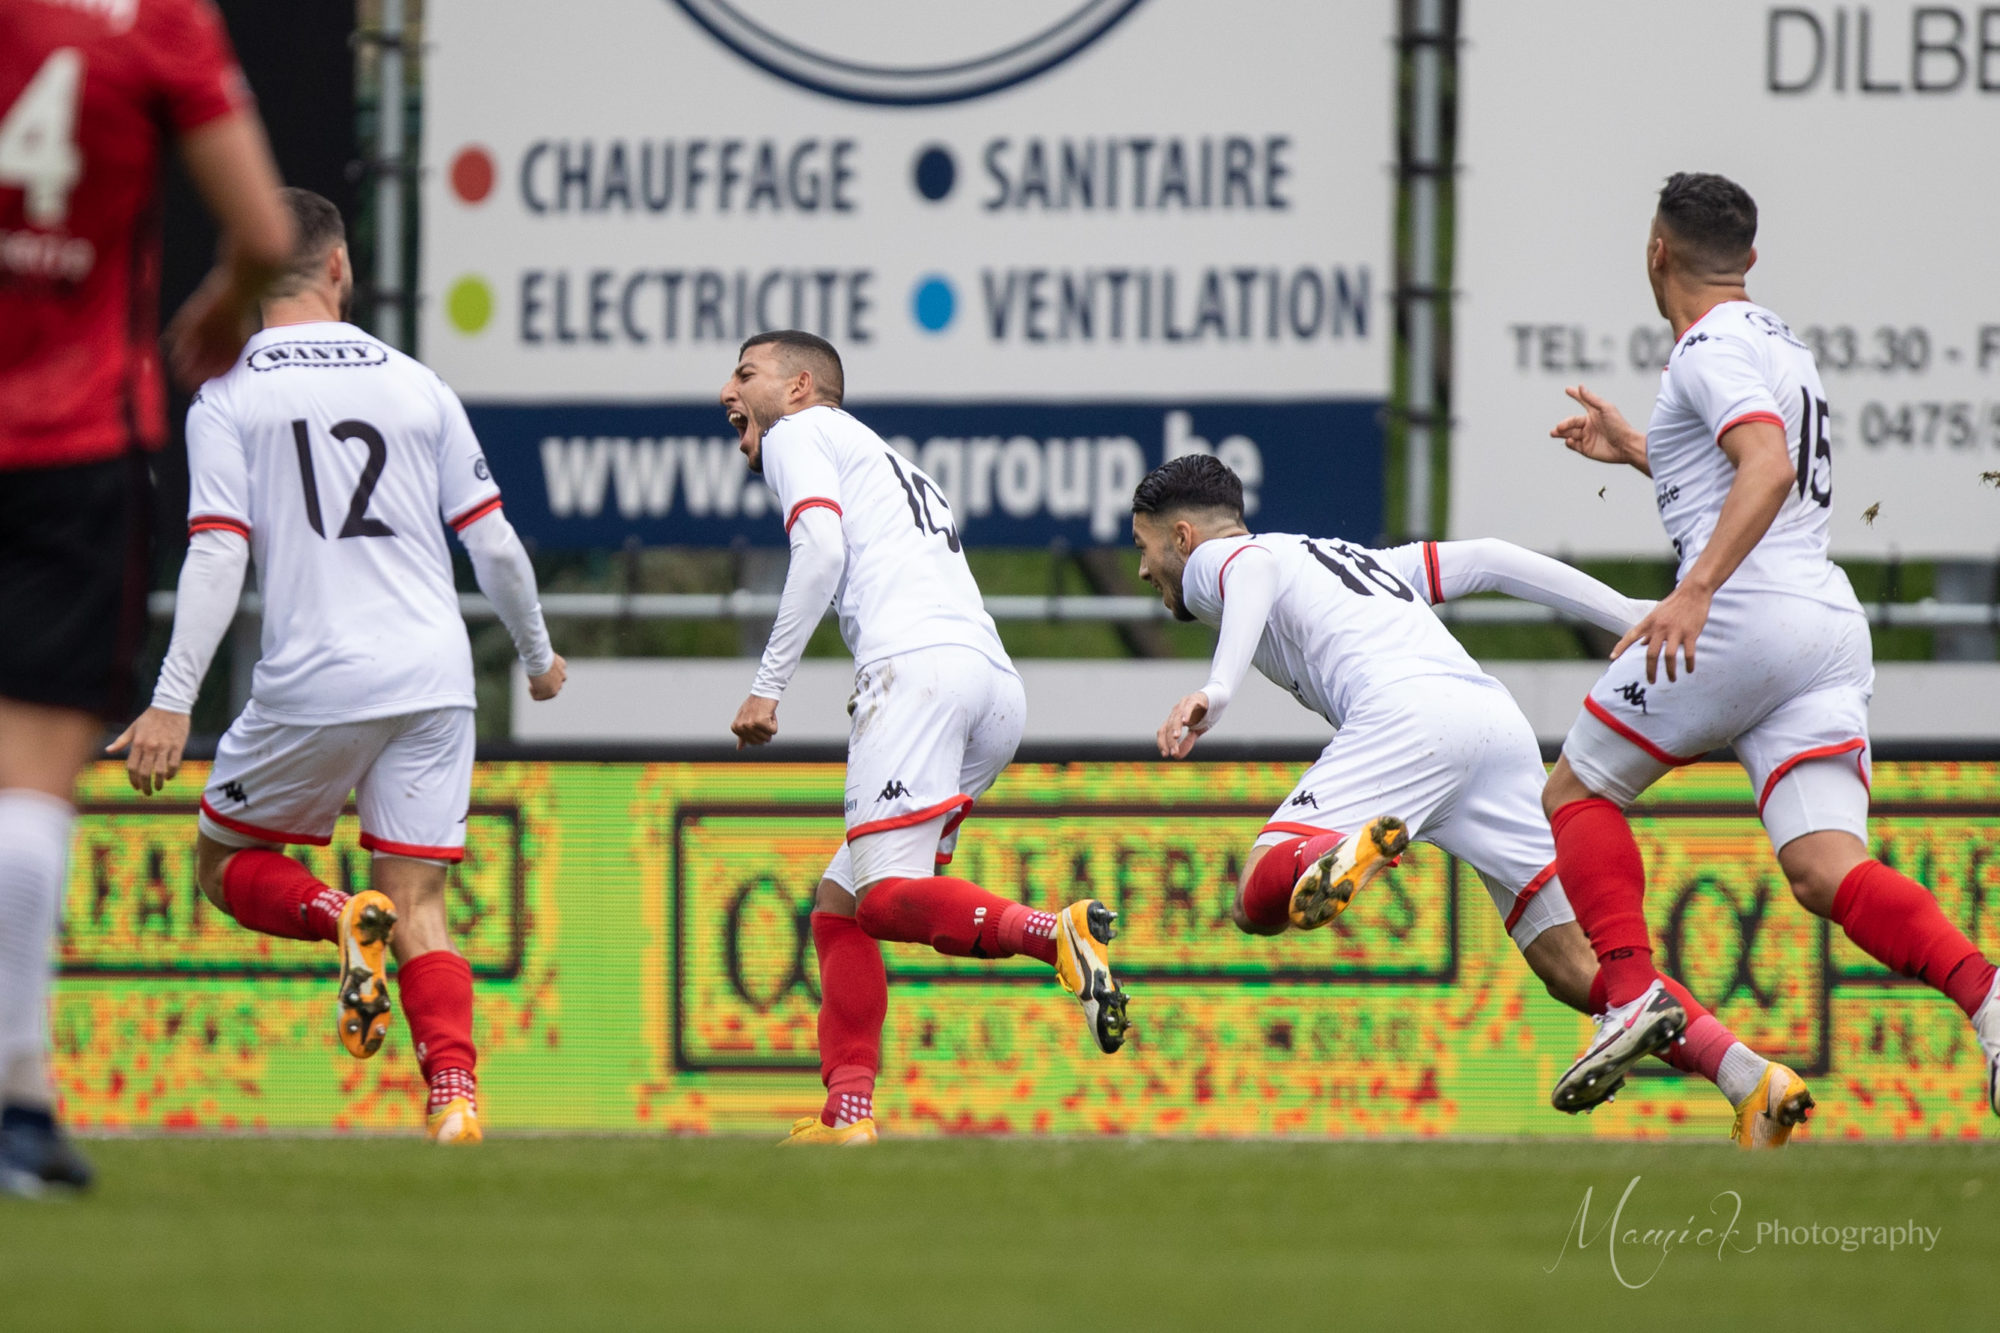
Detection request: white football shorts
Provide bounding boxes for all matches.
[198,702,477,862]
[1254,674,1575,950]
[1561,586,1873,853]
[822,644,1026,892]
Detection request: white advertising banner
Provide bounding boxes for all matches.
[1454,2,2000,559]
[418,0,1395,547]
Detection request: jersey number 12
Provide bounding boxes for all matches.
[292,419,396,539]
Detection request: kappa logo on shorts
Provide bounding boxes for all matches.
[219,780,249,805]
[1615,682,1649,715]
[1289,791,1319,809]
[878,779,912,802]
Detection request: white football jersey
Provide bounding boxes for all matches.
[758,405,1009,672]
[185,322,500,725]
[1646,300,1859,610]
[1182,533,1491,729]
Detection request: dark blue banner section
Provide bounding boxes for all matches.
[466,398,1382,549]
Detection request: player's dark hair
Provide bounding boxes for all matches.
[1655,172,1757,272]
[1131,453,1244,522]
[269,188,347,297]
[740,329,844,406]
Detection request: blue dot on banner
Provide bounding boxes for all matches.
[912,277,956,332]
[913,145,956,201]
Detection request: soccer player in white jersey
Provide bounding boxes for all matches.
[107,190,566,1144]
[1134,455,1807,1144]
[720,330,1127,1145]
[1541,172,2000,1119]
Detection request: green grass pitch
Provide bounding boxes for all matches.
[1,1139,1988,1330]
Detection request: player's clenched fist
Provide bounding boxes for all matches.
[732,694,780,749]
[1156,691,1212,760]
[106,707,193,795]
[527,654,568,701]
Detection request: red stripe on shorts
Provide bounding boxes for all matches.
[199,797,330,847]
[359,831,467,863]
[1260,820,1340,841]
[1755,738,1869,816]
[1504,861,1560,933]
[847,794,973,843]
[1422,541,1443,604]
[1582,696,1702,767]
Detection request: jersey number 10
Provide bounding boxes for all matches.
[292,419,396,539]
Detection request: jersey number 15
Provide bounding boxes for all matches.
[1795,388,1832,508]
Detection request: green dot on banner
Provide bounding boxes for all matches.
[447,276,493,334]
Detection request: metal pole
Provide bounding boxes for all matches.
[1405,0,1441,538]
[376,0,405,349]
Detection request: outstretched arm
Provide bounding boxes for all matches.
[108,530,250,793]
[1157,547,1278,758]
[1400,537,1652,634]
[459,509,564,698]
[734,506,845,747]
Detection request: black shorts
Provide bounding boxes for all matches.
[0,454,153,720]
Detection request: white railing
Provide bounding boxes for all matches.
[146,591,2000,628]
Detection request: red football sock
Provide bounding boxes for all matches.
[397,950,477,1110]
[812,911,886,1127]
[1833,860,1999,1018]
[1241,833,1344,931]
[1652,976,1733,1081]
[220,849,346,943]
[855,876,1059,966]
[1549,798,1658,1006]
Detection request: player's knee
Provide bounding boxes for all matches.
[194,838,234,911]
[1524,926,1596,1012]
[813,878,857,916]
[1776,830,1867,919]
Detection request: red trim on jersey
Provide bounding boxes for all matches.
[1216,543,1264,599]
[1756,738,1869,816]
[1260,820,1340,841]
[1421,541,1444,604]
[188,514,250,540]
[785,497,843,533]
[1504,861,1560,933]
[199,798,330,847]
[359,831,468,863]
[847,795,974,843]
[448,494,504,532]
[1581,696,1702,767]
[1715,410,1786,447]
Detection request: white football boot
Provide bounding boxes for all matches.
[1551,977,1687,1114]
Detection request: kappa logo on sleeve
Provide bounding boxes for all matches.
[877,779,912,802]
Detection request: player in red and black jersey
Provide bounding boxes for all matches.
[0,0,292,1194]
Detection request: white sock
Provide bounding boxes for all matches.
[0,790,73,1109]
[1715,1042,1770,1108]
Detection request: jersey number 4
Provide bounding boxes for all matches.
[292,419,396,539]
[0,49,85,227]
[1795,388,1832,508]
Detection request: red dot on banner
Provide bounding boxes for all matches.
[451,147,495,204]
